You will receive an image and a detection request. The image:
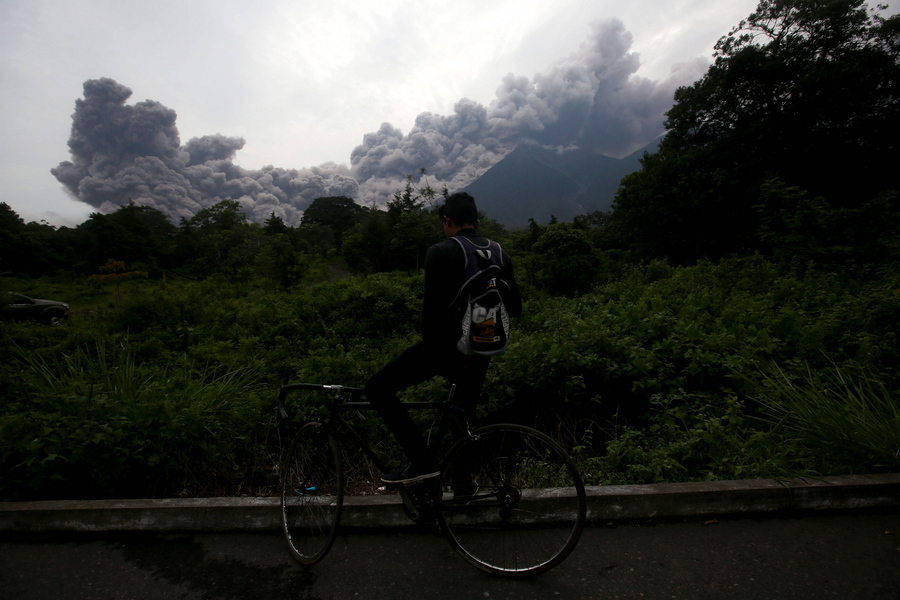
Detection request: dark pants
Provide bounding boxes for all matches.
[364,342,490,468]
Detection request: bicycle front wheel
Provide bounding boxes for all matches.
[281,421,343,565]
[438,424,586,577]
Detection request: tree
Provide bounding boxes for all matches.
[75,203,177,275]
[530,224,598,296]
[188,200,246,232]
[300,196,367,251]
[0,203,79,277]
[263,212,290,236]
[384,174,445,272]
[342,210,391,273]
[0,203,26,274]
[387,170,445,219]
[254,233,309,291]
[176,200,257,279]
[390,210,441,272]
[608,0,900,263]
[476,211,507,241]
[89,259,149,304]
[342,172,446,273]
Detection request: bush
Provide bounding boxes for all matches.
[486,256,899,482]
[528,224,598,296]
[2,255,897,499]
[1,341,270,499]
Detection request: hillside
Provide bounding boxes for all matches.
[464,139,659,229]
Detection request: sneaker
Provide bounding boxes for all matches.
[381,463,440,484]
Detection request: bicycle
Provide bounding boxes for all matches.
[276,382,586,578]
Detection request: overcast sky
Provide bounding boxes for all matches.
[2,0,896,226]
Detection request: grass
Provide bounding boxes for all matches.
[754,361,900,473]
[1,338,273,499]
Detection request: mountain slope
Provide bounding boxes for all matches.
[464,140,659,229]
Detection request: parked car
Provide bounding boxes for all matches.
[1,292,70,325]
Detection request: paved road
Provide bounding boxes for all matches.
[2,511,898,600]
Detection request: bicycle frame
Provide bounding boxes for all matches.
[278,382,587,576]
[277,383,467,515]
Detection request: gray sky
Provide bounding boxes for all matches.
[2,0,896,226]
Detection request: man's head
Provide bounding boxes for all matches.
[439,192,478,230]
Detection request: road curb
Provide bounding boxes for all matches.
[2,473,898,533]
[582,473,900,522]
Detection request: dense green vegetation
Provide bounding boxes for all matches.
[606,0,900,264]
[2,254,897,500]
[1,0,898,500]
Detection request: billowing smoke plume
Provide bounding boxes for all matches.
[350,19,706,206]
[52,79,358,225]
[53,19,706,223]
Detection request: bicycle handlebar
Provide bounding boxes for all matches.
[277,383,365,420]
[277,382,455,421]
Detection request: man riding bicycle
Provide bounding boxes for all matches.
[365,192,522,484]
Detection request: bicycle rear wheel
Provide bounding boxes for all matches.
[438,424,586,577]
[281,421,343,564]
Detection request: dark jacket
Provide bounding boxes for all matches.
[421,228,522,349]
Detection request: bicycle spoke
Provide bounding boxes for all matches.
[281,422,343,565]
[277,385,584,577]
[438,424,585,577]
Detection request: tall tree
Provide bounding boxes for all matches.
[342,173,445,273]
[69,202,177,275]
[187,199,246,232]
[300,196,367,251]
[176,200,257,278]
[530,223,598,296]
[608,0,900,262]
[0,203,25,275]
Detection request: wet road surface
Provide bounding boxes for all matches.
[2,510,898,599]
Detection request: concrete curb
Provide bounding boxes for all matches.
[2,473,898,533]
[582,473,900,522]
